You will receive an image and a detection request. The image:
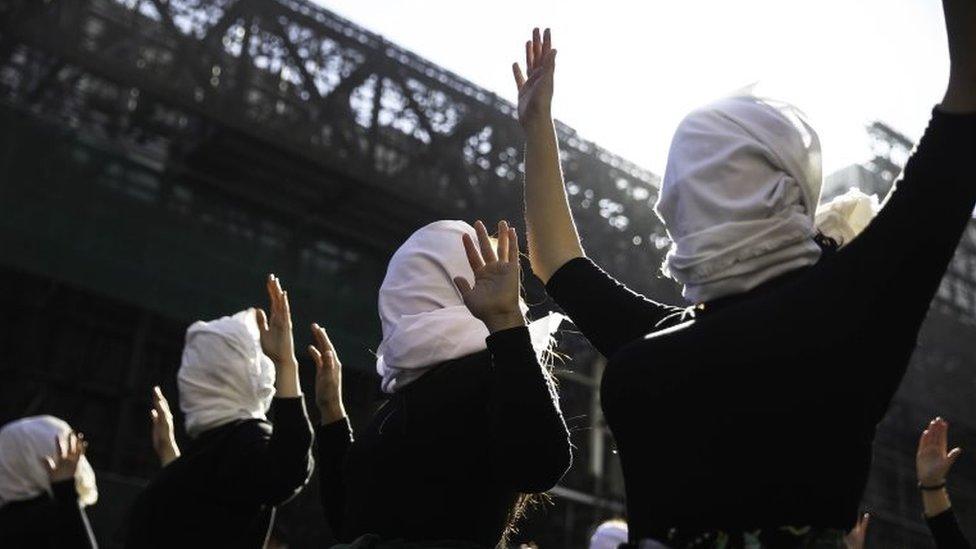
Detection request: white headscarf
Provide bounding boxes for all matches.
[0,416,98,507]
[656,95,877,304]
[376,220,563,394]
[589,519,628,549]
[815,187,880,247]
[178,309,276,438]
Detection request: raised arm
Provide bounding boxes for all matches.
[149,386,180,467]
[513,28,583,283]
[308,322,353,539]
[917,417,971,549]
[455,221,572,491]
[235,275,314,504]
[940,0,976,113]
[513,30,686,358]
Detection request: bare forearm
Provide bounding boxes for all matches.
[318,401,346,425]
[523,118,584,283]
[941,0,976,112]
[923,488,953,518]
[275,358,302,398]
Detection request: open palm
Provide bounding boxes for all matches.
[917,417,962,486]
[512,28,556,128]
[455,220,525,332]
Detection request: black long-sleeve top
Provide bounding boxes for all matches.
[124,397,314,548]
[317,326,572,548]
[0,479,97,548]
[545,109,976,541]
[929,508,973,549]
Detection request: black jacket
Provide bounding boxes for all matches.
[317,326,571,548]
[125,397,314,548]
[545,109,976,540]
[0,479,97,548]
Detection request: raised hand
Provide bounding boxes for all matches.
[512,27,556,128]
[917,417,962,487]
[844,513,870,549]
[308,322,346,425]
[454,220,526,333]
[257,274,297,366]
[42,432,87,483]
[257,274,301,397]
[150,385,180,466]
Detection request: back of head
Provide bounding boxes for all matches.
[589,519,628,549]
[0,415,97,506]
[655,95,824,303]
[177,309,276,438]
[375,220,489,393]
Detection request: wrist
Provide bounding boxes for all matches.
[481,311,527,333]
[523,113,554,133]
[159,446,180,467]
[274,361,301,398]
[921,487,952,518]
[319,402,347,425]
[274,354,299,371]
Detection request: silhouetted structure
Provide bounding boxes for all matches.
[0,0,669,545]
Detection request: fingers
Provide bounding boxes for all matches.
[532,28,542,72]
[453,276,473,299]
[265,274,291,321]
[496,220,510,263]
[310,323,339,367]
[41,456,56,473]
[153,386,171,415]
[266,274,279,316]
[512,63,525,89]
[525,40,533,73]
[543,28,551,57]
[508,226,519,263]
[55,435,65,460]
[255,308,270,335]
[74,433,87,458]
[461,233,486,272]
[545,49,557,71]
[930,417,949,451]
[474,220,497,263]
[281,288,291,319]
[307,344,323,369]
[948,447,963,468]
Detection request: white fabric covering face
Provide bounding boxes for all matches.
[0,415,98,507]
[589,519,629,549]
[376,220,563,394]
[178,309,276,438]
[655,95,825,304]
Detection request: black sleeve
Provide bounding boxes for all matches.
[825,110,976,329]
[50,479,98,549]
[486,326,572,493]
[315,417,353,539]
[927,508,972,549]
[228,397,315,505]
[545,257,688,359]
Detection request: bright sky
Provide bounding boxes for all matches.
[315,0,950,177]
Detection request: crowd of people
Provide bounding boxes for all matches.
[2,0,976,547]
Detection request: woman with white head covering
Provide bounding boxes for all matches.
[125,275,314,548]
[0,416,97,548]
[315,220,571,547]
[514,12,976,547]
